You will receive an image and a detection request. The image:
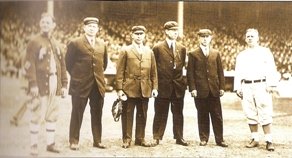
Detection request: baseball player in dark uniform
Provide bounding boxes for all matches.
[24,12,68,156]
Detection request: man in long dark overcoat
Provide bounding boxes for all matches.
[65,17,108,150]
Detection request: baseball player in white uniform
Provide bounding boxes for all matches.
[234,28,279,151]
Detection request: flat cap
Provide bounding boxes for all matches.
[131,25,146,33]
[197,29,212,36]
[83,17,99,25]
[164,21,178,30]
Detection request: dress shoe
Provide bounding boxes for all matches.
[216,141,228,147]
[93,142,107,149]
[47,143,60,153]
[176,138,190,146]
[30,144,38,156]
[70,143,79,150]
[151,139,160,146]
[199,141,208,146]
[122,141,131,148]
[245,139,259,148]
[266,141,275,151]
[135,139,152,147]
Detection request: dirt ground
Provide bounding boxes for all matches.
[0,76,292,157]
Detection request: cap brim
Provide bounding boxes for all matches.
[198,33,211,36]
[133,30,145,34]
[167,27,178,30]
[85,21,98,25]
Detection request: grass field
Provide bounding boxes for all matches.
[0,76,292,157]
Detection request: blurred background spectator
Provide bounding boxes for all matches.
[1,1,291,83]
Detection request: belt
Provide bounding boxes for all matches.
[49,72,57,76]
[244,79,266,84]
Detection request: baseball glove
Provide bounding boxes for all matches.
[111,98,123,122]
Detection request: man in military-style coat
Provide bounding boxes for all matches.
[115,25,158,148]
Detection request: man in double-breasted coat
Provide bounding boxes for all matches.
[115,26,158,148]
[187,29,228,147]
[65,17,108,150]
[152,21,189,146]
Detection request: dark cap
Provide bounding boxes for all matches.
[164,21,178,30]
[131,25,146,33]
[83,17,99,25]
[197,29,212,36]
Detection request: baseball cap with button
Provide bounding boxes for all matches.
[197,29,213,37]
[131,25,146,34]
[83,17,99,25]
[164,21,178,30]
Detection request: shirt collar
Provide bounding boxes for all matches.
[132,42,143,49]
[200,44,209,51]
[166,38,175,48]
[85,35,95,43]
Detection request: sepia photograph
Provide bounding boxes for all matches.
[0,1,291,157]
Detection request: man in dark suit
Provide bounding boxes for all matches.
[152,21,189,146]
[115,26,158,148]
[65,17,108,150]
[187,29,228,147]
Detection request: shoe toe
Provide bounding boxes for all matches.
[93,143,106,149]
[199,141,207,146]
[47,143,60,153]
[70,143,79,150]
[217,141,228,147]
[176,139,190,146]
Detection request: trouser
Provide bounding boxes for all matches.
[121,97,149,142]
[241,82,273,125]
[194,93,224,143]
[153,92,184,140]
[30,75,58,146]
[69,82,104,144]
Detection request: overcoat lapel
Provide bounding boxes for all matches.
[162,41,174,58]
[82,35,94,53]
[208,48,216,61]
[130,44,142,60]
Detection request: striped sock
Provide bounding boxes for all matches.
[29,122,40,146]
[46,122,56,145]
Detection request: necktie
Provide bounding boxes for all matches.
[138,46,142,54]
[170,42,177,69]
[90,39,95,47]
[170,42,174,54]
[204,47,209,57]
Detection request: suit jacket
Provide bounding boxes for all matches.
[187,46,225,98]
[65,35,108,98]
[25,33,68,96]
[115,44,158,98]
[153,40,187,98]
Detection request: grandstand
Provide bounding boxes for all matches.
[1,1,291,92]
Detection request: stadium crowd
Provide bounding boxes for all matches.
[1,11,291,80]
